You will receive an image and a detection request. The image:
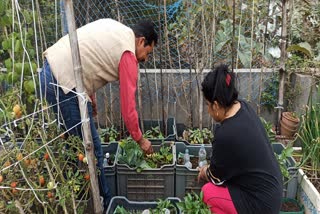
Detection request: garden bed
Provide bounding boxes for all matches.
[106,196,181,214]
[297,169,320,214]
[272,143,298,199]
[175,142,212,199]
[116,141,176,201]
[101,142,119,197]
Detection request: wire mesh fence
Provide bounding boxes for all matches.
[64,0,284,128]
[0,1,319,212]
[1,0,319,129]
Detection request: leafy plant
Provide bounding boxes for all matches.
[284,81,303,112]
[143,126,164,139]
[151,199,176,214]
[182,128,213,144]
[0,130,90,213]
[274,146,294,179]
[146,146,173,168]
[260,73,279,112]
[287,1,320,70]
[0,89,25,136]
[100,125,119,142]
[167,0,268,68]
[0,0,38,107]
[113,199,176,214]
[290,1,320,54]
[298,86,320,175]
[117,138,150,170]
[261,116,295,179]
[113,206,131,214]
[177,192,211,214]
[117,139,173,170]
[260,117,276,143]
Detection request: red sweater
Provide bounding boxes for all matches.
[118,51,142,141]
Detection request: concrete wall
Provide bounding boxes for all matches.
[290,73,320,115]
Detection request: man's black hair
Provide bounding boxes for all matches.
[132,20,158,47]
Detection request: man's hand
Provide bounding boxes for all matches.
[89,94,98,117]
[198,165,210,183]
[137,137,153,154]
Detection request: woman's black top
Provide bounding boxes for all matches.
[208,100,283,214]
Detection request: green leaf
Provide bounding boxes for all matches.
[22,10,32,24]
[287,42,313,58]
[2,39,10,50]
[24,80,35,94]
[27,28,34,37]
[238,49,251,68]
[139,160,150,169]
[14,63,23,74]
[0,73,5,82]
[215,30,229,53]
[284,147,294,157]
[0,0,8,15]
[0,14,10,26]
[14,39,22,53]
[31,62,37,73]
[4,58,12,69]
[7,71,19,84]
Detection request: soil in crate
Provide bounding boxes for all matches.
[280,200,301,212]
[178,157,197,169]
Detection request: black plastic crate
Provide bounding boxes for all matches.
[175,142,212,199]
[106,196,181,213]
[116,142,176,201]
[101,142,119,197]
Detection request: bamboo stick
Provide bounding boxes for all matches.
[63,0,102,213]
[277,0,289,127]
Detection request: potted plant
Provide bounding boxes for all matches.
[176,192,211,214]
[107,196,181,214]
[99,125,120,143]
[261,117,298,199]
[260,117,276,143]
[116,139,175,201]
[181,128,214,145]
[141,117,176,141]
[143,126,164,139]
[175,142,212,199]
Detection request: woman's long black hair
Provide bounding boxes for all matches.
[201,64,238,109]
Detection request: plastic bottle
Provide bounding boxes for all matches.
[103,152,110,168]
[184,149,192,169]
[198,144,207,167]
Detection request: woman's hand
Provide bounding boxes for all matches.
[198,165,210,183]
